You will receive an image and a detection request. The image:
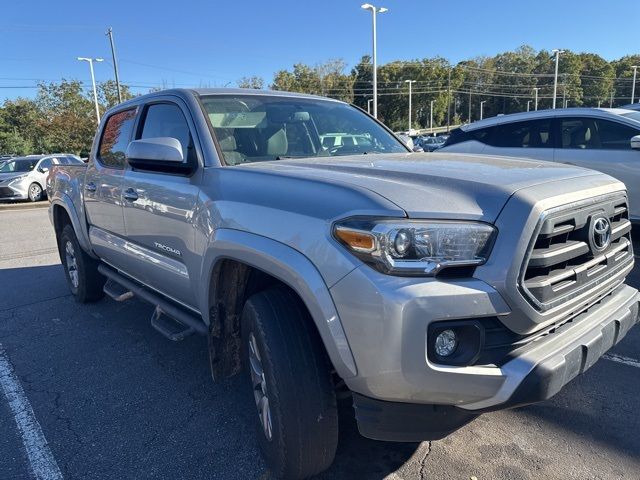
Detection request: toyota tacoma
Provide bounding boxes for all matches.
[48,89,639,479]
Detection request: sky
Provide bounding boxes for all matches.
[1,0,639,102]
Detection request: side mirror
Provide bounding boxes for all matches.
[39,167,49,173]
[412,146,424,152]
[126,137,192,174]
[126,137,184,163]
[631,135,640,150]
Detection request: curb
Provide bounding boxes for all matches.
[0,202,49,212]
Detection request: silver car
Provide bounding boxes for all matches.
[0,154,83,201]
[440,108,640,221]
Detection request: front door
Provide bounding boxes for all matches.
[84,108,137,268]
[554,117,640,220]
[121,100,201,309]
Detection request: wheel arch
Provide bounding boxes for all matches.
[50,195,94,255]
[200,229,357,381]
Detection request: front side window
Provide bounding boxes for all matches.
[489,119,553,148]
[139,103,192,161]
[98,109,137,169]
[594,119,640,150]
[200,95,407,165]
[560,117,640,150]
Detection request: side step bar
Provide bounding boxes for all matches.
[97,264,208,339]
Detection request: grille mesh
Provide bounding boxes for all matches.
[520,194,633,311]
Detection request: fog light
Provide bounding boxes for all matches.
[434,329,458,357]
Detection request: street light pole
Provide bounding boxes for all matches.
[430,99,435,134]
[105,27,122,103]
[610,89,615,108]
[367,98,373,114]
[552,49,564,109]
[361,4,388,119]
[533,87,539,110]
[404,79,416,132]
[77,57,104,124]
[527,100,531,112]
[631,66,639,103]
[480,100,486,120]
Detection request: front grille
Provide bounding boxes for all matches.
[520,194,633,311]
[0,186,16,198]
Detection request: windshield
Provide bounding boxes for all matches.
[620,111,640,123]
[0,158,38,173]
[201,95,407,165]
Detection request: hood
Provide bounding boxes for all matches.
[0,172,30,182]
[240,152,602,222]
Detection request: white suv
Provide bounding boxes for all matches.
[440,108,640,221]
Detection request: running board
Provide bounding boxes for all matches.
[97,264,208,339]
[103,279,134,302]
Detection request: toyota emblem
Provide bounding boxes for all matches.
[591,217,611,251]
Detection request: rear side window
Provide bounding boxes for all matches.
[443,127,493,147]
[489,120,553,148]
[98,109,137,168]
[139,103,192,161]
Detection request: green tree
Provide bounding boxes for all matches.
[237,76,265,89]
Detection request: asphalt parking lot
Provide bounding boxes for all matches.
[1,207,639,480]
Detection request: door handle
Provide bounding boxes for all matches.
[123,188,139,202]
[85,182,97,193]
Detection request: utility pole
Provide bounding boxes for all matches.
[404,79,416,132]
[430,99,435,134]
[468,89,472,123]
[527,100,531,112]
[552,49,564,109]
[446,67,451,132]
[106,27,122,103]
[631,65,639,103]
[480,100,486,120]
[77,57,104,124]
[361,4,388,118]
[562,74,567,109]
[610,89,615,108]
[533,87,539,110]
[367,98,373,114]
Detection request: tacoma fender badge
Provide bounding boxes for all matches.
[154,242,182,256]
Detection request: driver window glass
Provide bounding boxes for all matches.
[139,103,192,161]
[594,119,639,150]
[39,158,53,171]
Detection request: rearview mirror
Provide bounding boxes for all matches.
[126,137,184,163]
[631,135,640,150]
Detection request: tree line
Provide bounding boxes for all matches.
[1,45,639,155]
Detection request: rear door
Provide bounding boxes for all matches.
[84,108,137,268]
[121,98,202,309]
[554,116,640,220]
[481,118,555,161]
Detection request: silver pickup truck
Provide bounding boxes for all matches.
[48,88,639,479]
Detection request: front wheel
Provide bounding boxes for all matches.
[59,224,105,303]
[241,287,338,479]
[28,183,43,202]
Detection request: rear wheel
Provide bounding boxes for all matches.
[59,224,105,303]
[28,183,43,202]
[241,287,338,479]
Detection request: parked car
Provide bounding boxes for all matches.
[620,103,640,111]
[0,154,84,202]
[416,135,446,152]
[440,108,640,222]
[48,89,638,479]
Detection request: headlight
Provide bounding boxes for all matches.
[8,175,28,185]
[333,218,496,276]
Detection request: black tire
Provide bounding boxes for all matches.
[28,183,43,202]
[241,287,338,479]
[59,224,105,303]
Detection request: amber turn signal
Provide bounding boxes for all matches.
[334,227,376,252]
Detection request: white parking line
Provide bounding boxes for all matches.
[0,344,63,480]
[603,353,640,369]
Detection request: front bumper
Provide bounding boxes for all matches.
[330,265,639,441]
[0,183,28,200]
